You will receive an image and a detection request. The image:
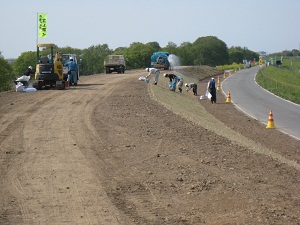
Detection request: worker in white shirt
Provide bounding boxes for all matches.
[145,68,160,85]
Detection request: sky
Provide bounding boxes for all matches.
[1,0,300,59]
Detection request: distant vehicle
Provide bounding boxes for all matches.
[62,53,79,82]
[104,55,126,74]
[243,59,251,68]
[151,52,170,70]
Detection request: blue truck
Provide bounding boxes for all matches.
[151,52,170,70]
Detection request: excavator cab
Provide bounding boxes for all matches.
[33,43,65,90]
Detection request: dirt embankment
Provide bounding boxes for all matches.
[0,68,299,225]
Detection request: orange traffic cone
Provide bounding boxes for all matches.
[226,91,231,103]
[266,110,275,128]
[223,72,226,78]
[217,76,220,91]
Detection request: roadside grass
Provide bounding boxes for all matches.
[148,66,222,121]
[148,69,222,132]
[216,63,245,72]
[256,58,300,104]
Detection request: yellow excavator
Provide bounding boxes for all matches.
[33,43,66,90]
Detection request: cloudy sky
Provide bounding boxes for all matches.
[1,0,299,58]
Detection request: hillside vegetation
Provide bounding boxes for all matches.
[257,57,300,104]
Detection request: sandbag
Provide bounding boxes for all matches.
[16,75,30,82]
[205,90,212,100]
[16,82,24,92]
[23,86,37,92]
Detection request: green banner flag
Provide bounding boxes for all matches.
[38,13,47,38]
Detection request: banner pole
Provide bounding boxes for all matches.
[36,12,38,45]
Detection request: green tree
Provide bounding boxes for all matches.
[177,42,193,65]
[124,42,153,69]
[81,44,112,75]
[243,47,259,63]
[12,51,36,77]
[0,52,13,91]
[191,36,229,66]
[146,42,161,52]
[114,47,127,53]
[163,41,178,55]
[228,46,259,64]
[57,46,82,59]
[228,46,244,64]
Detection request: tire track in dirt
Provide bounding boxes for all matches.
[0,75,132,224]
[76,73,181,224]
[0,93,62,224]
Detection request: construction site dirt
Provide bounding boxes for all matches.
[0,68,299,225]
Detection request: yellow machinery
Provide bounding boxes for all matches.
[33,43,66,90]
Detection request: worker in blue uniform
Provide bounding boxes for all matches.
[64,57,78,86]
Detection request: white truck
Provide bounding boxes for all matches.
[104,55,126,74]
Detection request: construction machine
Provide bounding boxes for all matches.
[151,52,170,70]
[33,43,66,90]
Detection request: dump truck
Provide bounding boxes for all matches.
[104,55,126,74]
[151,52,170,70]
[33,43,66,90]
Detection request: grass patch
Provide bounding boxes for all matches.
[216,63,246,72]
[256,58,300,104]
[148,66,234,134]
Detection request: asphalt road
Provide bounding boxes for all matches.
[221,66,300,140]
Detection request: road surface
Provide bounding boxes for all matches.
[221,66,300,140]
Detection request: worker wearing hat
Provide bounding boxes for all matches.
[207,77,216,104]
[145,67,160,85]
[64,57,78,86]
[177,77,184,93]
[24,66,35,76]
[164,73,179,91]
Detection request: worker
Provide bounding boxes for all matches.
[164,73,179,91]
[207,77,216,104]
[64,57,78,86]
[177,77,184,93]
[145,68,160,85]
[163,73,177,82]
[24,66,35,76]
[185,83,197,96]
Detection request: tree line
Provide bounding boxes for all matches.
[1,36,259,91]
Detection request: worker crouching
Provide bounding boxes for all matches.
[146,68,160,85]
[185,83,197,96]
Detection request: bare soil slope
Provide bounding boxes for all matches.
[0,68,299,225]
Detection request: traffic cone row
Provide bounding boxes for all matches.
[219,73,276,130]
